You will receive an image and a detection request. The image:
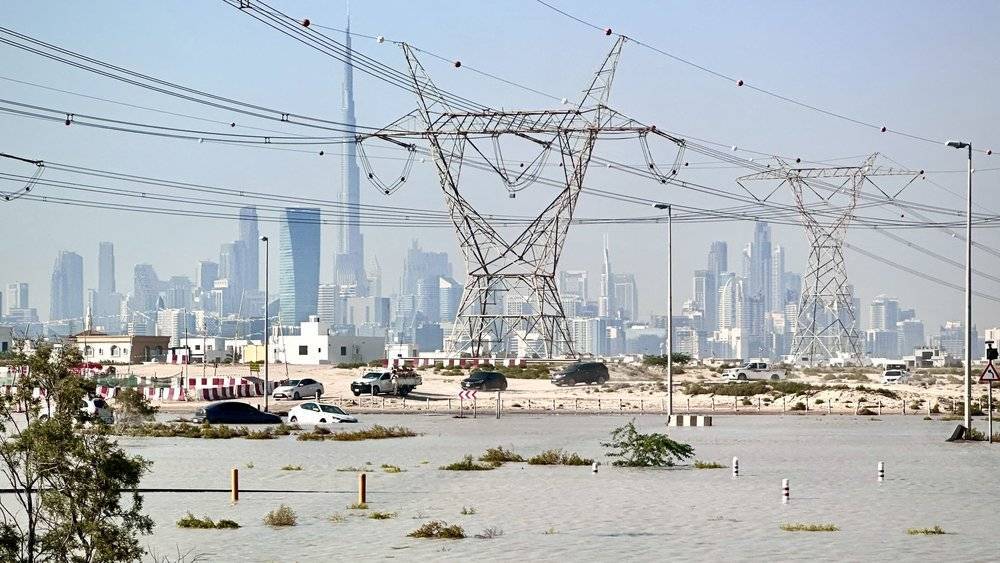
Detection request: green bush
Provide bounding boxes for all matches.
[479,446,524,464]
[263,505,297,527]
[693,460,724,469]
[601,420,693,467]
[790,401,806,411]
[781,522,839,532]
[907,526,945,535]
[441,455,497,471]
[527,449,593,466]
[408,521,466,539]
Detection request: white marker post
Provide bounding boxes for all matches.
[732,457,739,478]
[877,461,885,482]
[782,479,789,504]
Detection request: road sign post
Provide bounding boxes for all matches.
[980,359,999,444]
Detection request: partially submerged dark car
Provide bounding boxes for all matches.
[192,401,282,424]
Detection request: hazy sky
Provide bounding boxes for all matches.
[1,1,998,332]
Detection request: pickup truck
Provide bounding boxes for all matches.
[350,368,422,397]
[721,362,784,381]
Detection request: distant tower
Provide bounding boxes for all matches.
[333,7,368,295]
[599,235,615,318]
[238,206,259,291]
[279,208,321,326]
[750,221,772,313]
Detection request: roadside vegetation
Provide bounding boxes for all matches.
[479,446,525,464]
[602,420,693,467]
[907,526,946,535]
[441,455,498,471]
[693,460,724,469]
[780,523,839,532]
[297,424,418,442]
[408,521,466,539]
[176,513,240,529]
[527,449,593,466]
[470,363,553,379]
[263,505,297,527]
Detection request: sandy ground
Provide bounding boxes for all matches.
[114,363,981,417]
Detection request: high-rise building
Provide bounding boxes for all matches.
[934,321,978,358]
[98,241,115,294]
[196,260,219,292]
[707,241,728,275]
[782,272,802,309]
[238,206,260,292]
[570,317,608,356]
[612,273,638,321]
[749,221,773,313]
[599,235,615,318]
[416,276,441,324]
[279,208,321,326]
[438,276,463,322]
[332,12,368,295]
[401,240,451,296]
[50,251,84,324]
[558,270,589,301]
[867,329,899,359]
[132,264,161,317]
[317,283,338,325]
[897,318,925,356]
[6,282,28,312]
[869,295,900,331]
[771,244,785,312]
[692,269,713,329]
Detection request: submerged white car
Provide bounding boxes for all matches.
[287,401,358,424]
[881,369,910,384]
[272,378,325,400]
[39,396,115,425]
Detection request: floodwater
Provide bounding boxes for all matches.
[128,414,1000,562]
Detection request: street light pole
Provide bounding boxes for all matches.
[654,203,673,420]
[947,140,973,436]
[260,235,270,413]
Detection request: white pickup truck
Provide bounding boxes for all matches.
[350,368,422,397]
[722,362,784,381]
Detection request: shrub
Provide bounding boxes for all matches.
[177,513,241,529]
[907,526,945,535]
[368,511,397,520]
[408,521,466,539]
[263,505,297,527]
[790,401,806,411]
[329,425,417,441]
[245,428,275,440]
[601,420,693,467]
[527,449,594,466]
[281,464,303,471]
[346,502,368,510]
[479,446,525,464]
[328,514,346,523]
[272,423,299,436]
[441,455,497,471]
[113,388,159,430]
[460,506,476,515]
[381,464,403,473]
[475,526,504,539]
[693,460,724,469]
[857,407,876,416]
[780,523,839,532]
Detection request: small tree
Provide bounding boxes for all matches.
[602,420,694,467]
[642,353,692,368]
[113,388,159,432]
[0,345,153,561]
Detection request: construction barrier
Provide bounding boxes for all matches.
[387,357,528,368]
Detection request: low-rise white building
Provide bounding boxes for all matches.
[177,336,227,363]
[269,316,384,365]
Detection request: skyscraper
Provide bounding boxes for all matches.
[707,241,728,275]
[98,241,115,294]
[771,244,785,312]
[749,221,772,313]
[599,235,615,318]
[50,251,84,323]
[196,260,219,292]
[6,282,28,312]
[238,206,259,291]
[613,273,638,321]
[558,270,589,301]
[279,208,321,326]
[332,11,367,295]
[401,240,451,296]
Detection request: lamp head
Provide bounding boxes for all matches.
[946,140,970,149]
[653,203,670,210]
[259,235,268,242]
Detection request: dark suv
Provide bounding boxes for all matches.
[551,362,609,386]
[461,371,508,391]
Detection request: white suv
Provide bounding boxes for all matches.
[881,369,910,384]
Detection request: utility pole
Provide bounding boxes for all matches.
[654,203,673,419]
[260,235,270,413]
[946,140,973,436]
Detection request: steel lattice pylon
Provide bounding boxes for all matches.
[738,154,918,366]
[360,38,676,358]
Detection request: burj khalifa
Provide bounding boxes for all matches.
[333,10,368,295]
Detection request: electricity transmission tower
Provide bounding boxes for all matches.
[738,154,919,366]
[359,38,683,358]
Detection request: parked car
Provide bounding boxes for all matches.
[551,362,609,386]
[272,378,324,400]
[192,401,282,424]
[39,396,115,425]
[721,362,784,381]
[350,368,421,397]
[881,369,910,384]
[461,371,508,391]
[287,401,358,424]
